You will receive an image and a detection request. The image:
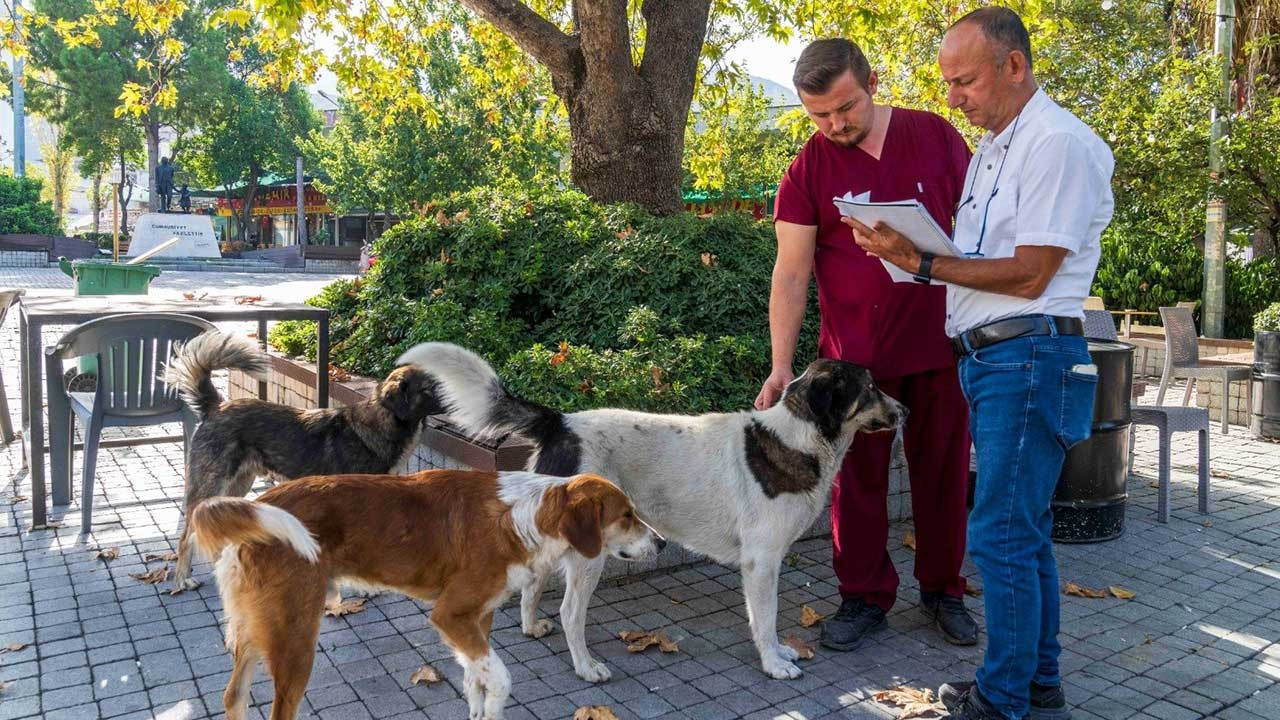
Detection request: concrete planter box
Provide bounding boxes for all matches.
[229,352,913,581]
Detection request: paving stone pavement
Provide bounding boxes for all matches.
[1,269,1278,719]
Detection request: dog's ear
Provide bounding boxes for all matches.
[559,490,603,559]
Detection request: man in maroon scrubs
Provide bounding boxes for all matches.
[755,38,977,650]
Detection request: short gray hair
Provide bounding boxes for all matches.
[951,7,1033,72]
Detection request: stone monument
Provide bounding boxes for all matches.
[129,213,221,259]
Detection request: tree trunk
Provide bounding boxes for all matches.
[239,161,261,246]
[91,171,102,235]
[1254,225,1278,260]
[117,153,130,236]
[458,0,710,214]
[145,120,161,212]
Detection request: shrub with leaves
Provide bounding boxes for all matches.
[1253,301,1280,334]
[0,175,61,234]
[270,185,819,413]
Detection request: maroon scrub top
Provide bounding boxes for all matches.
[774,107,972,379]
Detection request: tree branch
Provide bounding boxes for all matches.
[638,0,710,116]
[574,0,632,79]
[455,0,578,81]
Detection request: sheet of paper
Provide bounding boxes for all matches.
[832,193,964,283]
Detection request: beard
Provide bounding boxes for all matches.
[826,125,871,147]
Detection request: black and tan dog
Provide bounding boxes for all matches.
[163,331,442,593]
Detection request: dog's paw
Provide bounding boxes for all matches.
[575,659,612,683]
[777,642,801,662]
[523,618,555,639]
[169,577,201,595]
[761,656,802,680]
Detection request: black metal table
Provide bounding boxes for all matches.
[18,294,330,528]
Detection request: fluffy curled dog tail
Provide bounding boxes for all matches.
[163,331,269,419]
[189,497,321,564]
[395,342,562,444]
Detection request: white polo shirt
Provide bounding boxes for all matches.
[946,88,1115,336]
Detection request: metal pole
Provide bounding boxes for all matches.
[11,0,25,177]
[296,156,307,246]
[1202,0,1234,338]
[112,182,120,263]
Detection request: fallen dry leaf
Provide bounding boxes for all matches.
[409,665,442,685]
[573,706,620,720]
[700,252,718,268]
[649,365,670,393]
[780,635,814,660]
[1209,468,1229,478]
[10,495,27,504]
[800,605,824,628]
[0,679,7,694]
[130,566,169,585]
[1146,480,1159,488]
[234,295,263,305]
[182,291,195,301]
[618,630,679,653]
[1109,586,1137,600]
[1064,582,1108,599]
[1,642,28,653]
[902,531,917,552]
[328,364,351,382]
[873,686,946,719]
[1202,520,1214,528]
[246,332,257,339]
[325,598,367,617]
[94,547,119,562]
[964,584,983,597]
[144,552,177,563]
[32,522,62,531]
[550,341,570,367]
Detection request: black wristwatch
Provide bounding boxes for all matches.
[913,252,936,284]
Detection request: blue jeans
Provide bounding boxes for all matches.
[958,331,1096,719]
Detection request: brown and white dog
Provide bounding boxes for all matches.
[189,469,661,720]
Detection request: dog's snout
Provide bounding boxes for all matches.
[655,536,668,552]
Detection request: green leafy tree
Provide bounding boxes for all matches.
[29,0,233,212]
[180,59,319,244]
[683,73,799,200]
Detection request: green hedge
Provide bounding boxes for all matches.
[0,175,60,235]
[1092,223,1280,338]
[269,185,818,413]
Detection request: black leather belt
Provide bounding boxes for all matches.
[951,314,1084,355]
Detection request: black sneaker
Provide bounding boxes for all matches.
[819,597,886,651]
[921,590,979,645]
[936,681,1005,719]
[940,680,1072,719]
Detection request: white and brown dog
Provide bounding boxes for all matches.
[190,469,661,720]
[398,343,907,681]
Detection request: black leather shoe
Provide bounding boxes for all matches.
[937,681,1005,719]
[941,680,1072,719]
[819,598,886,651]
[921,590,978,645]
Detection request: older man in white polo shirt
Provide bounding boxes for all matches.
[847,7,1114,720]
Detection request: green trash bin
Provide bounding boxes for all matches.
[58,257,162,295]
[58,257,163,374]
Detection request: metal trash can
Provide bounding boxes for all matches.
[1052,340,1135,543]
[1253,331,1280,440]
